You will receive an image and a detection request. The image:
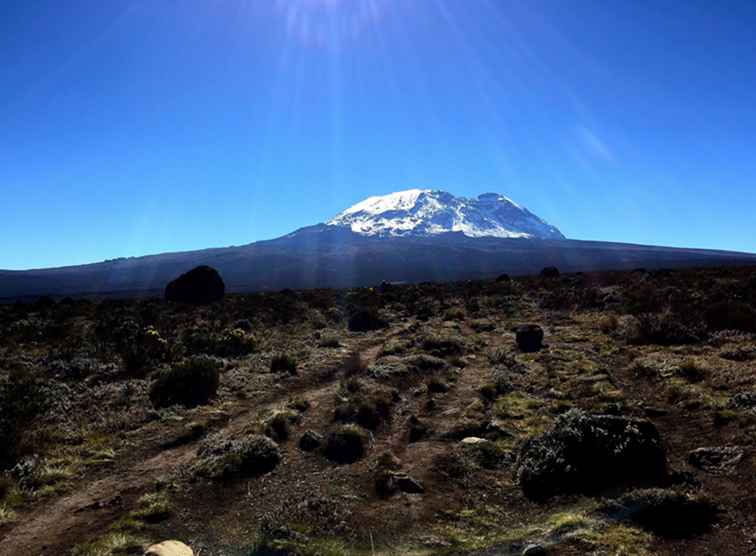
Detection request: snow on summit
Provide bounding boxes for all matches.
[328,189,565,240]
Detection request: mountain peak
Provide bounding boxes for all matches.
[327,189,565,239]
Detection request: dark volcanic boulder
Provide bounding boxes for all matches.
[515,324,544,352]
[540,266,560,279]
[298,430,324,452]
[704,301,756,333]
[348,309,388,332]
[599,488,718,537]
[165,265,225,304]
[515,409,667,500]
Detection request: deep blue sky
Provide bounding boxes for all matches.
[2,0,756,269]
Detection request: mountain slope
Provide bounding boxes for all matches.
[327,189,565,239]
[1,224,755,299]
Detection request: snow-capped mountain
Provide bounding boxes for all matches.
[327,189,565,240]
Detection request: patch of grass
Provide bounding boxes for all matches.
[71,532,146,556]
[0,504,17,525]
[577,523,654,555]
[131,491,171,523]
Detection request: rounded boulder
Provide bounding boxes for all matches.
[165,265,225,305]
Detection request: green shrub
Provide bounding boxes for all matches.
[215,328,256,357]
[263,410,299,442]
[193,434,280,480]
[420,333,464,357]
[149,356,221,408]
[705,301,756,333]
[270,354,297,375]
[0,367,49,468]
[317,333,341,348]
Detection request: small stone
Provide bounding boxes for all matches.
[522,543,546,555]
[145,540,194,556]
[461,437,488,445]
[393,473,425,494]
[299,430,323,452]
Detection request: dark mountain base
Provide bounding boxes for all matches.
[2,226,755,300]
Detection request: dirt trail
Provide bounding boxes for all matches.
[0,337,390,556]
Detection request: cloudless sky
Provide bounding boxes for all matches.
[2,0,756,269]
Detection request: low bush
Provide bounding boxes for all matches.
[270,354,297,375]
[347,309,388,332]
[215,328,256,357]
[705,301,756,333]
[193,434,280,480]
[324,425,367,464]
[420,333,465,357]
[0,367,49,468]
[624,313,704,346]
[515,410,667,500]
[149,356,221,408]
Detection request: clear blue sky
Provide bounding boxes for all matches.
[2,0,756,269]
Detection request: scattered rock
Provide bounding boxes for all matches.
[376,471,425,497]
[522,544,546,556]
[540,266,560,279]
[460,436,488,445]
[599,488,718,538]
[298,430,323,452]
[145,540,194,556]
[406,415,431,443]
[165,265,225,304]
[393,473,425,494]
[496,273,511,283]
[688,446,744,474]
[515,409,667,500]
[348,309,388,332]
[515,324,544,353]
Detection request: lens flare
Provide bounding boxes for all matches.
[274,0,390,47]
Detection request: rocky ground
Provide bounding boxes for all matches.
[1,265,756,555]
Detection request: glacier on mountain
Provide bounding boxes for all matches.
[327,189,565,240]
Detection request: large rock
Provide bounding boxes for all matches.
[165,265,225,304]
[515,409,667,500]
[348,309,388,332]
[540,266,560,279]
[598,488,718,538]
[515,324,544,353]
[145,540,194,556]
